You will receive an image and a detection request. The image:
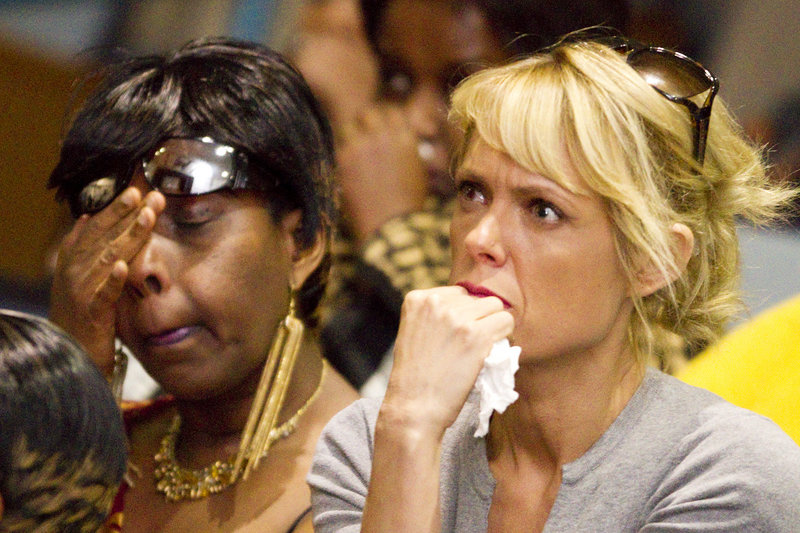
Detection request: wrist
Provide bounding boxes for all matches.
[376,399,448,446]
[109,342,129,402]
[366,400,444,533]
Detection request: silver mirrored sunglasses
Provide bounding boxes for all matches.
[76,137,268,215]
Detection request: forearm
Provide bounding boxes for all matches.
[362,404,444,533]
[359,286,514,531]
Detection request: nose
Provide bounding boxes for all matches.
[125,234,171,299]
[405,84,447,141]
[463,210,507,267]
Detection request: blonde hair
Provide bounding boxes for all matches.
[449,39,794,368]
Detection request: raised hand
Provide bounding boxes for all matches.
[335,103,430,246]
[383,285,515,438]
[49,187,165,375]
[362,285,513,532]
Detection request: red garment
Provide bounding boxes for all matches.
[101,396,175,532]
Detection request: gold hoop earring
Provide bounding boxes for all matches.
[232,291,305,481]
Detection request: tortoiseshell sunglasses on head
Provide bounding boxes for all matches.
[607,36,719,164]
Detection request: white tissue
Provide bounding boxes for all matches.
[473,339,521,438]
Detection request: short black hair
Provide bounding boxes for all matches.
[48,37,336,323]
[0,310,127,531]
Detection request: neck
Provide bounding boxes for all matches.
[488,346,645,467]
[175,333,323,444]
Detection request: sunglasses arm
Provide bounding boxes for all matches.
[691,106,713,164]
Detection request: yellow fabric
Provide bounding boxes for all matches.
[677,294,800,444]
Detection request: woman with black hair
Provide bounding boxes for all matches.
[47,37,358,532]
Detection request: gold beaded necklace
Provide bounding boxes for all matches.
[153,359,327,501]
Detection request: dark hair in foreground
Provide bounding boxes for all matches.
[0,310,127,532]
[48,37,336,324]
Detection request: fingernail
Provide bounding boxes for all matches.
[146,192,164,210]
[121,189,137,208]
[137,209,150,227]
[111,260,127,280]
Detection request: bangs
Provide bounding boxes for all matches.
[450,45,657,205]
[451,58,582,194]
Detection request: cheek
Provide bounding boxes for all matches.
[217,239,290,315]
[448,214,476,273]
[188,231,291,351]
[514,240,630,345]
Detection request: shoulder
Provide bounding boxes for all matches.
[121,395,182,470]
[121,395,175,425]
[646,373,800,529]
[309,397,381,485]
[121,395,176,444]
[307,363,361,435]
[308,397,381,532]
[320,396,381,440]
[644,370,797,461]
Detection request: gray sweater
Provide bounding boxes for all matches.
[309,369,800,532]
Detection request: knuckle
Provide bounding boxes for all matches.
[453,321,473,339]
[403,289,429,309]
[98,246,119,266]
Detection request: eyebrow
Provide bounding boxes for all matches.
[455,168,583,208]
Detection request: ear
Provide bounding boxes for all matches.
[634,223,695,297]
[280,209,327,290]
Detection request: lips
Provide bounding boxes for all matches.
[456,281,511,309]
[146,326,197,347]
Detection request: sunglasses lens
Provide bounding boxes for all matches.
[143,138,237,195]
[627,50,712,100]
[77,176,121,215]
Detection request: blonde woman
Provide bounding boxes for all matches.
[309,34,800,531]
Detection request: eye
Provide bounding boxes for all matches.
[174,216,210,229]
[177,207,215,226]
[456,180,487,205]
[528,199,562,223]
[163,197,219,234]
